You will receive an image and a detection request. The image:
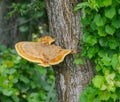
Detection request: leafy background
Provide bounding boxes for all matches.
[0,45,56,102]
[75,0,120,101]
[1,0,120,102]
[0,0,56,102]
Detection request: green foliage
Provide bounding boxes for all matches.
[8,0,47,38]
[0,45,56,102]
[75,0,120,101]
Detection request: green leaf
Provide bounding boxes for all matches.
[12,95,20,102]
[116,81,120,87]
[105,73,115,83]
[105,25,115,35]
[118,9,120,14]
[104,72,116,92]
[94,14,106,26]
[96,0,112,7]
[19,75,29,84]
[111,54,118,69]
[96,65,102,72]
[6,69,16,75]
[83,87,98,102]
[101,55,111,66]
[3,89,13,96]
[90,22,97,30]
[100,84,107,90]
[33,11,44,19]
[112,17,120,28]
[108,37,118,49]
[98,50,107,58]
[110,93,117,101]
[105,7,116,19]
[86,35,97,46]
[85,86,98,94]
[98,91,111,100]
[97,27,107,37]
[19,26,28,32]
[99,37,108,47]
[87,45,99,58]
[107,82,116,92]
[93,98,101,102]
[81,16,91,26]
[74,2,89,12]
[80,94,87,102]
[92,75,104,88]
[103,0,112,7]
[27,93,40,102]
[83,32,89,42]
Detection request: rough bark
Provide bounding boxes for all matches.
[45,0,95,102]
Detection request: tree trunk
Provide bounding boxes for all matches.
[45,0,95,102]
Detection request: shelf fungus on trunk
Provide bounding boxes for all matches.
[15,36,72,67]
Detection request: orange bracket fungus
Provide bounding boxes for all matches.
[15,36,72,67]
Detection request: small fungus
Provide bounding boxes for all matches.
[15,36,72,67]
[38,36,55,45]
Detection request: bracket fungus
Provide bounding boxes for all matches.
[38,36,55,45]
[15,36,72,67]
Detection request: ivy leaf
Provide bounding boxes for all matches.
[81,15,92,26]
[87,45,99,58]
[110,93,117,101]
[118,9,120,15]
[105,25,115,35]
[103,0,112,7]
[92,75,104,88]
[96,64,103,72]
[90,22,97,30]
[105,7,116,19]
[105,73,115,83]
[116,81,120,87]
[97,27,107,37]
[86,35,97,46]
[97,0,112,7]
[74,2,89,12]
[94,14,106,26]
[80,94,87,102]
[98,50,107,58]
[101,55,111,66]
[104,71,115,92]
[33,11,44,19]
[100,84,107,90]
[83,32,89,42]
[84,86,98,102]
[98,91,111,100]
[112,17,120,29]
[99,37,108,47]
[19,75,30,84]
[111,54,118,69]
[108,37,118,49]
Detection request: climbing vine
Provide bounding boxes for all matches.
[75,0,120,101]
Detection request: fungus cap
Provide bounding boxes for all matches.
[15,36,71,67]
